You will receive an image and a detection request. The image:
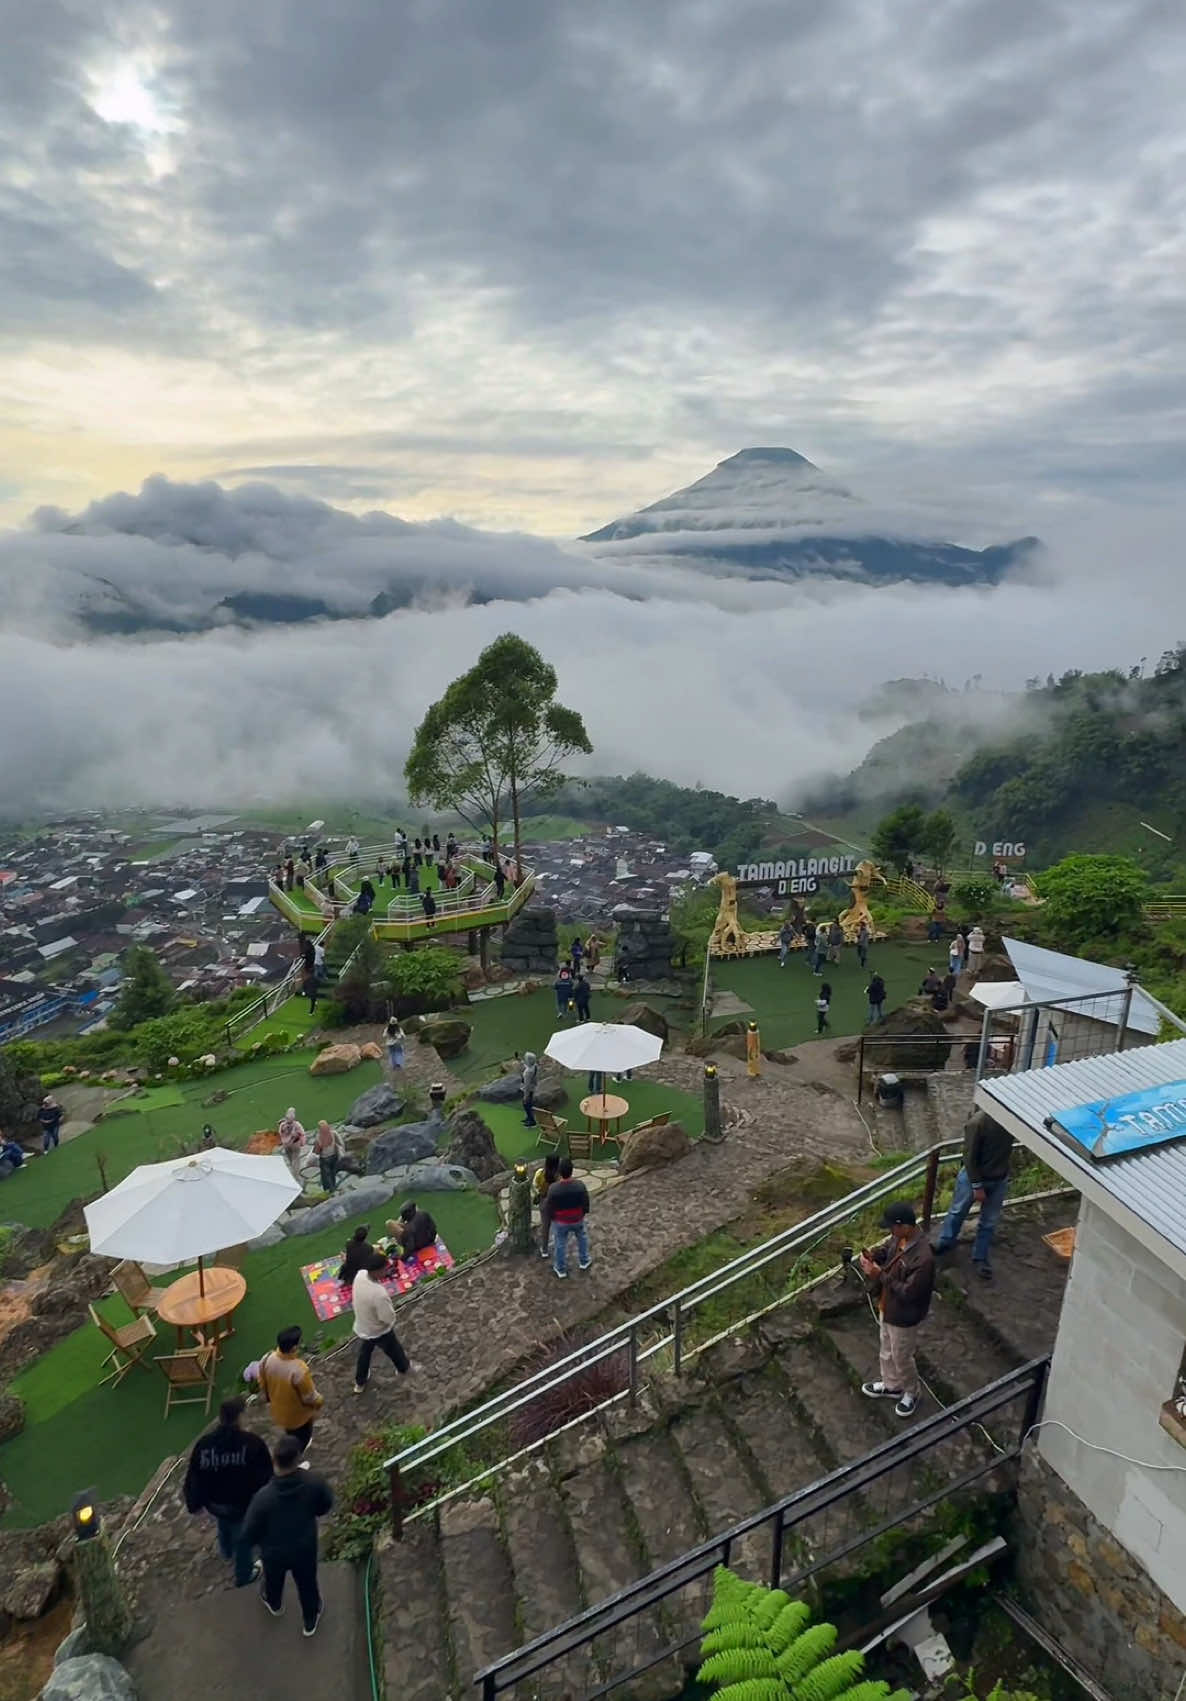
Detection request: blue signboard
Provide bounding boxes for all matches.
[1052,1079,1186,1161]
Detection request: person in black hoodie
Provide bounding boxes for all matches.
[183,1396,274,1586]
[337,1224,375,1286]
[242,1434,334,1637]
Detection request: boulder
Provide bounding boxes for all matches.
[499,906,559,976]
[281,1181,397,1236]
[309,1044,362,1076]
[1,1560,59,1619]
[764,1049,798,1066]
[359,1042,384,1061]
[0,1395,24,1443]
[346,1083,405,1128]
[381,1161,479,1192]
[618,1002,669,1043]
[246,1224,286,1251]
[619,1119,692,1173]
[875,1005,949,1071]
[442,1110,502,1181]
[611,906,676,982]
[364,1117,441,1175]
[475,1070,527,1104]
[53,1629,91,1667]
[418,1018,471,1059]
[41,1654,138,1701]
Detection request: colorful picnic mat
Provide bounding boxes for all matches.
[301,1237,455,1322]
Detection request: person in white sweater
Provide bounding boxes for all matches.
[351,1253,412,1394]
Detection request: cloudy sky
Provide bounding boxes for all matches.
[4,0,1185,534]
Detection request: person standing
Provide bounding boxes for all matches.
[277,1108,306,1184]
[313,1121,342,1193]
[815,982,832,1034]
[302,964,320,1014]
[859,1202,935,1417]
[421,889,436,928]
[257,1328,324,1454]
[828,920,843,964]
[243,1435,333,1637]
[548,1158,591,1278]
[778,920,794,968]
[351,1253,412,1393]
[384,1016,405,1072]
[570,937,584,974]
[346,834,360,864]
[948,931,966,978]
[857,921,870,969]
[536,1153,561,1258]
[967,925,986,975]
[38,1094,63,1153]
[573,973,592,1022]
[865,971,886,1025]
[933,1109,1014,1279]
[521,1051,539,1129]
[553,966,573,1018]
[184,1395,273,1587]
[284,857,295,892]
[494,862,507,900]
[312,939,326,980]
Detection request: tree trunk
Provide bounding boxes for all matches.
[479,929,489,970]
[509,774,523,882]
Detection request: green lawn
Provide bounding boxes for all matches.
[710,939,948,1050]
[0,1189,498,1527]
[450,985,688,1085]
[233,995,323,1051]
[476,1077,705,1167]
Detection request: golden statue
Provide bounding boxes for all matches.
[708,872,752,957]
[837,858,887,942]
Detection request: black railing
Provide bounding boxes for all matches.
[473,1355,1050,1700]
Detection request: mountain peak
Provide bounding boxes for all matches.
[720,447,818,469]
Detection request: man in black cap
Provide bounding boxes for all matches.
[858,1201,935,1418]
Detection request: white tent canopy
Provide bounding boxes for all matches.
[970,980,1028,1011]
[1003,937,1161,1037]
[85,1148,299,1267]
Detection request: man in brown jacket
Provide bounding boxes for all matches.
[859,1201,935,1418]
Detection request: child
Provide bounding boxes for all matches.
[816,982,833,1034]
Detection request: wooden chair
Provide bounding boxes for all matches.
[89,1304,157,1387]
[214,1244,247,1271]
[154,1345,217,1418]
[566,1131,594,1161]
[534,1109,567,1150]
[110,1260,169,1316]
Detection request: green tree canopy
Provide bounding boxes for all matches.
[112,945,175,1030]
[1038,854,1148,950]
[870,802,928,873]
[387,946,461,1010]
[921,808,958,874]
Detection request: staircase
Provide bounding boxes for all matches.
[378,1199,1069,1701]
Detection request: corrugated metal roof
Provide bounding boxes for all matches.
[1003,936,1161,1036]
[980,1039,1186,1265]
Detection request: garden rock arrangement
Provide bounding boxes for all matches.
[612,906,676,982]
[619,1119,691,1173]
[618,1001,669,1043]
[309,1043,364,1076]
[346,1083,404,1127]
[476,1061,566,1110]
[365,1114,441,1175]
[499,906,559,976]
[42,1652,138,1700]
[417,1017,471,1059]
[442,1109,502,1181]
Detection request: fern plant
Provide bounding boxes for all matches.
[696,1566,913,1701]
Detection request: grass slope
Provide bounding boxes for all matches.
[710,939,946,1050]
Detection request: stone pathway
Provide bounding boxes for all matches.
[114,1081,873,1603]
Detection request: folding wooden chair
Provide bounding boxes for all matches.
[534,1109,567,1150]
[566,1131,594,1161]
[154,1345,217,1418]
[214,1244,247,1270]
[110,1260,169,1316]
[89,1304,157,1387]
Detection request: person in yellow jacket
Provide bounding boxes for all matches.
[257,1327,324,1456]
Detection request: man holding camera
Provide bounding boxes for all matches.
[858,1202,935,1418]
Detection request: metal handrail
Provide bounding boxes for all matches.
[384,1140,964,1497]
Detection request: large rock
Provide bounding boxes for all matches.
[0,1394,24,1443]
[875,1005,949,1070]
[418,1018,471,1059]
[309,1043,362,1076]
[359,1042,384,1061]
[618,1002,669,1043]
[41,1654,137,1701]
[281,1181,397,1236]
[619,1119,692,1173]
[476,1065,566,1110]
[381,1161,479,1193]
[1,1560,59,1620]
[365,1116,441,1175]
[346,1083,405,1128]
[612,906,676,982]
[53,1629,90,1667]
[475,1070,527,1104]
[442,1110,502,1181]
[500,905,559,976]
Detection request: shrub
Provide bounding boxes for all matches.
[326,1421,473,1562]
[508,1333,630,1448]
[387,946,462,1011]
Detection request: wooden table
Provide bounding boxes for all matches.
[580,1093,629,1142]
[157,1266,247,1352]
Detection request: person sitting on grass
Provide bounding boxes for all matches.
[389,1200,437,1258]
[337,1224,375,1285]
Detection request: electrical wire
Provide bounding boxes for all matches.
[1021,1417,1186,1475]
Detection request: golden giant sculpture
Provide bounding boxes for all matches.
[708,872,752,957]
[837,858,887,941]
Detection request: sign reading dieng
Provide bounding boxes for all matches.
[1051,1079,1186,1161]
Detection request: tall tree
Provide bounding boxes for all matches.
[922,808,958,875]
[870,802,927,874]
[1039,854,1148,950]
[486,636,592,878]
[112,946,175,1030]
[404,669,512,858]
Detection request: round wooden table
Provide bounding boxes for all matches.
[157,1267,247,1351]
[580,1093,629,1141]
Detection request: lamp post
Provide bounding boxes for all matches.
[70,1493,135,1658]
[703,1063,722,1143]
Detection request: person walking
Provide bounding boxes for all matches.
[346,835,360,864]
[351,1253,412,1394]
[257,1328,324,1455]
[184,1395,273,1588]
[553,966,573,1018]
[815,982,833,1034]
[536,1153,560,1258]
[933,1108,1014,1279]
[857,921,870,969]
[521,1051,539,1128]
[384,1016,405,1072]
[313,1121,342,1193]
[243,1435,333,1637]
[865,972,886,1024]
[38,1095,63,1153]
[494,862,506,900]
[302,964,320,1014]
[967,925,986,975]
[277,1108,306,1185]
[778,920,794,968]
[573,973,592,1022]
[827,920,843,964]
[421,888,437,929]
[859,1202,935,1418]
[948,931,966,978]
[312,939,326,980]
[570,936,584,974]
[548,1158,591,1278]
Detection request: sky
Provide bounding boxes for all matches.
[3,0,1185,534]
[2,0,1186,818]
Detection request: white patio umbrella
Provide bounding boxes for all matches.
[85,1148,299,1293]
[544,1022,663,1113]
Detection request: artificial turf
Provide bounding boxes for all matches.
[449,985,689,1084]
[709,939,949,1051]
[477,1077,706,1167]
[0,1189,499,1528]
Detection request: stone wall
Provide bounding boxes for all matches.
[612,905,675,982]
[1013,1450,1186,1701]
[499,905,558,976]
